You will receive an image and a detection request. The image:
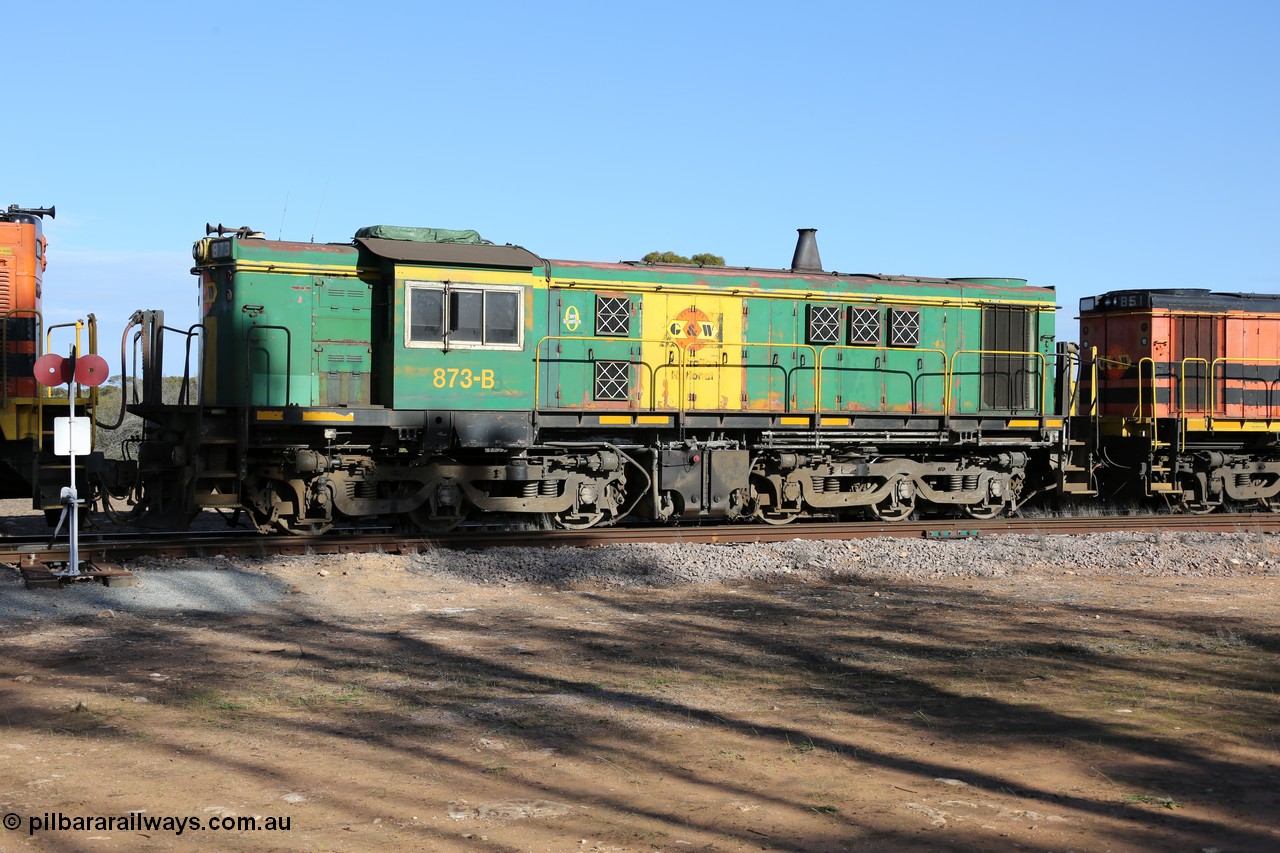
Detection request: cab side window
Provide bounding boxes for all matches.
[406,281,523,349]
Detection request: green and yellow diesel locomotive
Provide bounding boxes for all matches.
[120,226,1073,533]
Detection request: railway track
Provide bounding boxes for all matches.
[3,511,1278,588]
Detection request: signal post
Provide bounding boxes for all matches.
[23,346,134,587]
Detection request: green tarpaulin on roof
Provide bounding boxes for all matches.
[354,225,491,244]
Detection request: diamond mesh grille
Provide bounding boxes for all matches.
[807,304,842,344]
[847,307,881,345]
[594,360,630,401]
[595,296,631,336]
[889,308,920,347]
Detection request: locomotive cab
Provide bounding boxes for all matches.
[0,205,51,402]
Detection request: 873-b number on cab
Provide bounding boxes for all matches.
[432,367,495,389]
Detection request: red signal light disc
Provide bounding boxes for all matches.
[33,353,70,386]
[74,354,110,387]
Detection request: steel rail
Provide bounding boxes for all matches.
[4,512,1279,569]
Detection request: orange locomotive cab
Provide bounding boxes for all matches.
[1,204,53,400]
[0,204,54,500]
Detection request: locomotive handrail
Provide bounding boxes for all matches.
[945,349,1051,416]
[86,313,98,451]
[533,336,821,414]
[1058,346,1087,419]
[44,319,85,389]
[97,316,141,430]
[1209,357,1280,424]
[245,324,293,407]
[1088,346,1100,450]
[129,328,142,405]
[534,336,1063,420]
[155,323,203,406]
[1089,354,1133,417]
[1,307,42,405]
[125,319,203,408]
[533,335,679,411]
[243,324,292,489]
[1038,348,1075,417]
[41,317,98,451]
[818,346,948,416]
[1178,358,1210,451]
[1136,358,1156,438]
[688,341,820,414]
[186,322,206,409]
[1136,358,1170,460]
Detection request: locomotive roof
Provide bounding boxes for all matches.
[1085,289,1280,313]
[212,230,1052,301]
[357,236,544,270]
[0,210,44,235]
[351,224,1041,290]
[549,257,1044,291]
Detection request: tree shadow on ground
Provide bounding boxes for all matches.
[0,553,1277,852]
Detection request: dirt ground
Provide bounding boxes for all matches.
[2,513,1279,852]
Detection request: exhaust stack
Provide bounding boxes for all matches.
[790,228,823,273]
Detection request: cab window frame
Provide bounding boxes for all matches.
[404,280,525,351]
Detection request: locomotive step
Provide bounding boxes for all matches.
[1060,482,1097,495]
[196,471,239,479]
[194,493,242,507]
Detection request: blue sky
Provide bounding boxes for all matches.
[8,1,1278,370]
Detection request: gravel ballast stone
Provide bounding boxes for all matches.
[0,531,1273,621]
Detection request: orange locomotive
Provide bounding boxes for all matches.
[1078,289,1280,512]
[0,205,54,497]
[0,203,105,517]
[0,205,52,398]
[1,205,107,518]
